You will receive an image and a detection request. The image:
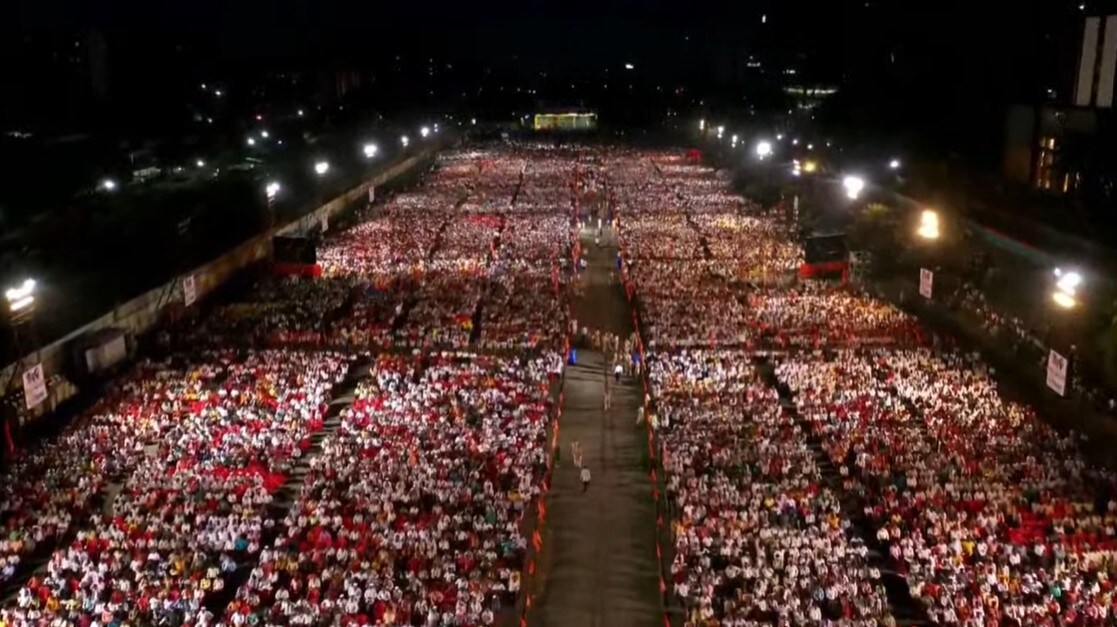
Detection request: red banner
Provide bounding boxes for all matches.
[798,260,848,279]
[273,263,323,278]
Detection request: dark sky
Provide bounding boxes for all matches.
[3,0,1108,167]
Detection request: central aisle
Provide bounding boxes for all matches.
[530,230,663,627]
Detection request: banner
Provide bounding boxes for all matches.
[919,268,933,299]
[368,186,375,204]
[183,275,197,307]
[1046,350,1069,396]
[22,363,47,409]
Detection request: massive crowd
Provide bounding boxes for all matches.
[7,142,1117,627]
[2,350,349,625]
[0,143,576,627]
[618,151,1117,625]
[223,352,558,626]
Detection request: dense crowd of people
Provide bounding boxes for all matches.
[2,350,349,625]
[0,143,578,626]
[623,149,1117,625]
[223,352,558,626]
[8,142,1117,627]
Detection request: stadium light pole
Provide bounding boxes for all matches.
[314,161,330,176]
[363,143,379,159]
[842,175,866,200]
[916,209,940,240]
[420,126,431,139]
[401,135,410,148]
[4,279,36,323]
[1052,268,1082,309]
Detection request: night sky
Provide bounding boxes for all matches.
[2,0,1108,166]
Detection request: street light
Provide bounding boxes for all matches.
[401,135,410,147]
[297,109,305,117]
[260,130,270,139]
[917,209,940,240]
[776,133,784,141]
[625,63,635,70]
[101,179,117,192]
[699,119,706,131]
[756,140,773,159]
[265,181,281,200]
[802,160,818,173]
[471,118,477,125]
[842,175,866,200]
[1051,268,1082,308]
[4,279,36,316]
[196,160,205,168]
[363,143,379,159]
[1053,291,1078,309]
[246,137,257,146]
[420,126,431,138]
[314,161,330,176]
[889,158,902,170]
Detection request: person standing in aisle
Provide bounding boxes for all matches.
[581,466,591,492]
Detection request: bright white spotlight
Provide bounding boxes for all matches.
[260,130,270,139]
[401,135,410,147]
[756,140,773,159]
[420,126,431,138]
[297,109,305,117]
[1056,271,1083,294]
[196,160,205,168]
[807,144,814,150]
[842,175,866,200]
[792,138,799,145]
[625,63,635,70]
[265,181,281,200]
[699,119,706,131]
[776,133,784,141]
[5,279,35,301]
[314,161,330,176]
[101,179,117,191]
[1052,291,1077,309]
[471,118,477,125]
[889,158,901,170]
[363,143,379,158]
[917,209,940,240]
[246,137,256,146]
[5,279,35,313]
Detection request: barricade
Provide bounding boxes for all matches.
[517,332,567,627]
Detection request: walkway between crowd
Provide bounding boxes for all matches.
[531,227,663,627]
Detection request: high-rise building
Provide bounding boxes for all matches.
[1004,14,1117,204]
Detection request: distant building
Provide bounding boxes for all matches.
[1004,15,1117,203]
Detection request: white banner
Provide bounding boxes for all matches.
[183,275,197,308]
[1046,349,1069,396]
[919,268,933,299]
[22,363,47,409]
[368,186,375,204]
[321,215,329,233]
